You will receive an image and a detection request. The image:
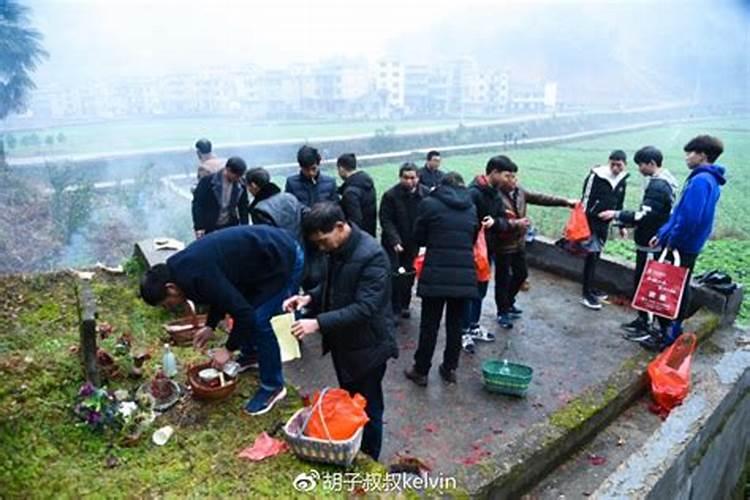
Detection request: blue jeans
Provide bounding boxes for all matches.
[462,281,489,330]
[244,243,305,391]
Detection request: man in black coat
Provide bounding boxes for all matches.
[404,173,478,387]
[336,153,377,237]
[379,162,429,319]
[284,202,398,461]
[192,156,249,239]
[579,150,629,310]
[598,146,677,337]
[139,226,305,416]
[417,150,445,190]
[285,145,338,207]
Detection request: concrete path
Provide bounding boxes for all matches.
[284,268,640,480]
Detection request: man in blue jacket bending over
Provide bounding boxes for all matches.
[643,135,727,351]
[139,225,305,415]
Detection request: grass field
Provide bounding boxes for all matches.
[1,117,472,158]
[355,117,749,322]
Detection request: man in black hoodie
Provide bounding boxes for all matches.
[337,153,377,237]
[379,162,430,319]
[598,146,677,338]
[245,167,306,243]
[405,172,478,386]
[579,150,629,310]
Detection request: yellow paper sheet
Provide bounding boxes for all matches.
[270,313,301,362]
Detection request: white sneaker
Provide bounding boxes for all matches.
[461,333,476,354]
[470,326,496,342]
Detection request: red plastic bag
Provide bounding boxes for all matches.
[413,254,425,280]
[237,432,288,461]
[647,333,697,413]
[305,388,369,441]
[564,202,591,242]
[474,227,491,282]
[632,250,690,320]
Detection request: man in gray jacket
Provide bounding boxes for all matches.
[246,167,305,242]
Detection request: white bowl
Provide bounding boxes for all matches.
[198,368,220,383]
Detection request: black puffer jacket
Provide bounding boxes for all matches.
[414,185,479,298]
[616,170,677,248]
[468,175,510,253]
[307,226,399,383]
[338,170,377,237]
[379,183,430,255]
[284,171,338,207]
[582,165,629,241]
[250,182,306,243]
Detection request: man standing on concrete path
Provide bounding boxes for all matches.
[194,138,225,180]
[192,156,249,239]
[417,150,445,190]
[139,225,305,416]
[285,145,338,207]
[494,156,575,328]
[336,153,377,237]
[598,146,677,341]
[405,172,478,387]
[641,135,727,351]
[379,162,430,321]
[284,202,398,461]
[245,167,306,243]
[579,150,629,310]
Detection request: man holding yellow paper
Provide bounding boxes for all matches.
[284,202,398,461]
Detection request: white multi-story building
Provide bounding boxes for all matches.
[373,59,405,116]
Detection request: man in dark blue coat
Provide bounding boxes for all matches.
[284,145,338,207]
[283,202,398,461]
[139,225,304,416]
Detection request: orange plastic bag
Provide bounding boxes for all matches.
[564,202,591,242]
[304,388,369,441]
[647,333,697,413]
[474,227,491,282]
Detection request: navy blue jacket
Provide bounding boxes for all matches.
[192,170,249,233]
[657,164,726,254]
[284,171,338,207]
[166,226,297,351]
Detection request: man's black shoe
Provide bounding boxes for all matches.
[621,317,647,333]
[438,364,457,384]
[639,335,665,352]
[404,367,428,387]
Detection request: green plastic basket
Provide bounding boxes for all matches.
[482,359,533,397]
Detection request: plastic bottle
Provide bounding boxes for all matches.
[162,344,178,378]
[500,359,511,375]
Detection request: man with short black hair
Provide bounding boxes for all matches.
[598,146,677,340]
[194,138,225,180]
[139,225,304,416]
[336,153,377,236]
[417,150,444,189]
[192,156,249,239]
[379,162,430,319]
[246,167,305,242]
[579,150,629,310]
[641,135,727,350]
[284,202,398,461]
[285,145,338,207]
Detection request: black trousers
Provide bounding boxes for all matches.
[387,248,417,315]
[414,297,466,375]
[495,251,529,314]
[582,251,601,295]
[339,362,387,461]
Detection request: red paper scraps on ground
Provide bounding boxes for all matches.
[237,432,288,461]
[588,454,607,466]
[424,422,438,433]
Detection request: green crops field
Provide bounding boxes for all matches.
[358,117,750,322]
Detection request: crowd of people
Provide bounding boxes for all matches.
[138,133,727,461]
